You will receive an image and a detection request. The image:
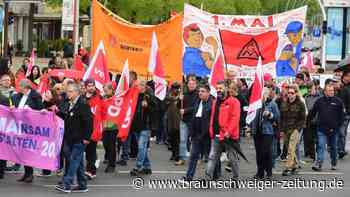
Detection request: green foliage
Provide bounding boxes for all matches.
[44,0,322,25]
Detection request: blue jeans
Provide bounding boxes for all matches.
[179,121,189,160]
[272,135,278,168]
[338,116,350,154]
[316,129,338,167]
[206,137,239,179]
[135,130,151,170]
[186,140,205,179]
[63,142,87,190]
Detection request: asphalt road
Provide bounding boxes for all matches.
[0,135,350,197]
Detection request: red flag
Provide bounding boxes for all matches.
[73,54,86,72]
[115,60,130,97]
[220,30,278,67]
[26,49,35,77]
[88,95,103,142]
[117,85,140,141]
[48,69,85,80]
[246,57,264,124]
[37,74,50,97]
[149,32,167,100]
[209,52,225,97]
[83,41,110,92]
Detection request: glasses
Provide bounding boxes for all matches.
[288,92,296,95]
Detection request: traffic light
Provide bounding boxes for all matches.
[322,21,327,34]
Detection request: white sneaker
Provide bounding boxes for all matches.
[220,153,228,162]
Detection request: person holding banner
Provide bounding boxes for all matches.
[55,82,93,193]
[0,74,13,179]
[102,82,118,173]
[13,79,44,183]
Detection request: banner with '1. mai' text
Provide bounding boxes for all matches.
[183,4,307,78]
[0,106,64,171]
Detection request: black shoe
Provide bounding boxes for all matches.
[169,156,175,161]
[291,168,298,175]
[339,152,348,159]
[24,175,33,183]
[253,174,264,180]
[116,160,127,166]
[104,166,115,173]
[55,185,71,193]
[71,186,88,193]
[282,170,292,176]
[130,168,141,176]
[141,169,152,175]
[225,165,232,173]
[103,160,108,164]
[312,165,322,172]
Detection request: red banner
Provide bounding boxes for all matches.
[103,85,140,141]
[48,69,85,80]
[220,30,278,67]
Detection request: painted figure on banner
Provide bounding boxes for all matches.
[182,23,218,77]
[276,21,304,77]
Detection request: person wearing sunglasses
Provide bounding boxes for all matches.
[279,84,306,176]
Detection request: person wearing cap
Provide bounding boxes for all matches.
[337,70,350,159]
[84,79,103,179]
[295,73,308,97]
[276,21,304,77]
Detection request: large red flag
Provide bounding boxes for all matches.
[149,32,167,100]
[117,85,140,141]
[83,41,110,92]
[246,57,264,124]
[220,30,278,67]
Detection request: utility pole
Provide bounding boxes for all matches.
[316,0,327,69]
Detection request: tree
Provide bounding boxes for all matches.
[45,0,322,25]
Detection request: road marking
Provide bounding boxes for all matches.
[273,171,344,175]
[44,184,133,187]
[118,170,186,174]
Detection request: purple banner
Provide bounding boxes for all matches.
[0,105,64,171]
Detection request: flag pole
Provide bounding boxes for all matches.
[217,28,227,72]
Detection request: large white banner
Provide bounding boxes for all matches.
[61,0,74,31]
[183,4,307,78]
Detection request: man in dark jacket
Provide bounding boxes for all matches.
[279,84,306,176]
[181,84,212,181]
[55,82,93,193]
[310,84,344,171]
[337,70,350,159]
[178,75,199,165]
[129,80,156,176]
[13,79,44,183]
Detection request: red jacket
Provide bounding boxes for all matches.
[87,94,103,142]
[209,96,241,141]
